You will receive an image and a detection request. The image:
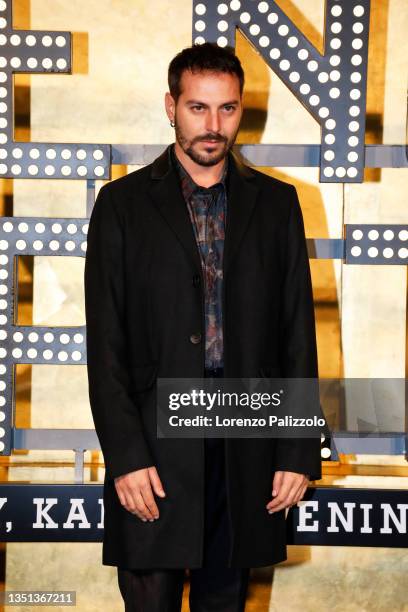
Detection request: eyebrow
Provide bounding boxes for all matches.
[185,99,240,106]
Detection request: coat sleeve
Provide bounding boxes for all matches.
[84,183,155,481]
[273,185,322,481]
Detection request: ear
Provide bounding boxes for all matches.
[164,92,175,123]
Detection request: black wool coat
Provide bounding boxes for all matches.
[84,144,322,570]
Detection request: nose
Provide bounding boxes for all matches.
[205,110,220,134]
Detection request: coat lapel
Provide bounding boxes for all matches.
[223,148,259,275]
[148,144,260,276]
[148,146,202,274]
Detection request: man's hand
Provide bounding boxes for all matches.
[266,470,309,514]
[114,466,166,522]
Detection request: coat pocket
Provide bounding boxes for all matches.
[130,362,159,393]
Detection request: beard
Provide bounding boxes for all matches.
[174,119,239,167]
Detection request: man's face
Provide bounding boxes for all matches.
[170,69,243,167]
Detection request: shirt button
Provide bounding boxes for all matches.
[190,332,202,344]
[192,274,201,288]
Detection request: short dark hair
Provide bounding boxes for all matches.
[168,42,245,102]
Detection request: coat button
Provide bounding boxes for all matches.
[192,274,201,288]
[190,332,202,344]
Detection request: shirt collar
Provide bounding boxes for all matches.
[170,143,228,198]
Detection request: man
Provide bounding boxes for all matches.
[85,42,321,611]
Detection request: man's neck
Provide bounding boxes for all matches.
[173,141,226,188]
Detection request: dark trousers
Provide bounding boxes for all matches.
[117,368,250,611]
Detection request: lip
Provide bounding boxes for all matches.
[201,140,221,144]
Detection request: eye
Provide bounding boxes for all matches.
[191,105,204,111]
[223,105,236,112]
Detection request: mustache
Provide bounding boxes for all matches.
[194,134,227,143]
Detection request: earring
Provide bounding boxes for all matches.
[170,119,175,128]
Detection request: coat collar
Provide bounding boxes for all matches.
[151,142,255,181]
[148,144,259,277]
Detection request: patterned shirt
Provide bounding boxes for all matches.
[170,144,228,369]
